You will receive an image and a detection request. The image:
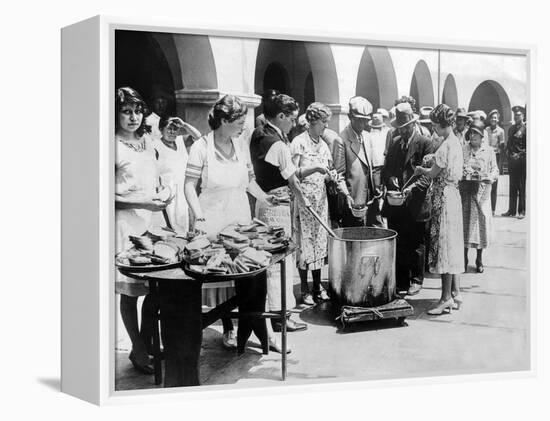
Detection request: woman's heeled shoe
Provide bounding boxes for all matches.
[427,298,454,315]
[476,260,484,273]
[129,351,154,375]
[452,293,464,310]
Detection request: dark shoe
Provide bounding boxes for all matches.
[517,213,525,220]
[501,211,516,217]
[475,260,484,273]
[407,283,422,296]
[129,351,154,375]
[271,318,308,332]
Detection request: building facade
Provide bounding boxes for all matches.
[115,30,527,135]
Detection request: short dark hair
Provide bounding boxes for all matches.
[395,95,417,113]
[115,87,151,137]
[208,95,248,130]
[158,116,183,132]
[264,94,299,119]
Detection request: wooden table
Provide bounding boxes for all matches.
[119,245,295,387]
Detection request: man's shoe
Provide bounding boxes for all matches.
[268,337,291,354]
[517,213,525,219]
[501,211,516,217]
[407,283,422,296]
[271,318,307,332]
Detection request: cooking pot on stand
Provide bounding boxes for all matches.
[328,227,397,308]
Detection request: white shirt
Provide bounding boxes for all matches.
[366,126,389,167]
[263,120,296,180]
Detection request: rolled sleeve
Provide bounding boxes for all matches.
[265,141,296,180]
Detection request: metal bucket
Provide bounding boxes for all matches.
[328,227,397,308]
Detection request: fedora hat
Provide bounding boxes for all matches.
[348,96,373,119]
[377,108,389,119]
[369,113,385,128]
[419,106,434,123]
[393,102,418,129]
[456,107,469,119]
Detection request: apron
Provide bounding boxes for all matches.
[199,133,251,239]
[152,136,190,233]
[200,132,251,304]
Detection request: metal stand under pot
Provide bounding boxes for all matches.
[306,206,413,330]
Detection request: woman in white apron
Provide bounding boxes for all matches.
[152,116,201,233]
[184,95,276,352]
[115,87,171,374]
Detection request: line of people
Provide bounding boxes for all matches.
[114,84,526,376]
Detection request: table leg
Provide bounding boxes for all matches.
[158,280,202,387]
[280,258,287,381]
[149,280,162,386]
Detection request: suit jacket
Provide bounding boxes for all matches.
[339,124,374,206]
[382,129,433,221]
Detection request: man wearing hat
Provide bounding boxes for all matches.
[382,102,434,296]
[418,106,434,137]
[377,108,391,128]
[454,107,470,146]
[339,96,377,227]
[502,106,527,219]
[486,109,506,215]
[365,113,391,227]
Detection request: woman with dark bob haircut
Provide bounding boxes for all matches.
[414,104,464,315]
[185,95,277,352]
[115,87,172,374]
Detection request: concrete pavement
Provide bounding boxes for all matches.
[115,174,528,391]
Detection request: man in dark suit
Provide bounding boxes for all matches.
[382,102,434,296]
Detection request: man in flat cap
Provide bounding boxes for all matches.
[454,107,470,146]
[486,109,505,215]
[338,96,379,227]
[502,106,527,219]
[382,102,433,296]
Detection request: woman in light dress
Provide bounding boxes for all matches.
[290,102,333,305]
[115,87,170,374]
[152,116,201,233]
[184,95,279,352]
[413,104,464,315]
[460,120,499,273]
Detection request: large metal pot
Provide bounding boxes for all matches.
[328,227,397,308]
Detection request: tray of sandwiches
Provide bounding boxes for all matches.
[116,228,193,273]
[182,219,290,280]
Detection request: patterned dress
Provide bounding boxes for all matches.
[459,144,499,249]
[428,132,464,275]
[290,132,332,270]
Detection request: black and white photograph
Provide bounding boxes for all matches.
[113,28,529,391]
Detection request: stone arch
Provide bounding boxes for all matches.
[263,62,290,94]
[409,59,434,110]
[442,74,458,110]
[355,46,398,110]
[468,80,512,124]
[115,30,178,114]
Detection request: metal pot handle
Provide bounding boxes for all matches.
[359,255,380,277]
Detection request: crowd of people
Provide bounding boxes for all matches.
[114,85,527,375]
